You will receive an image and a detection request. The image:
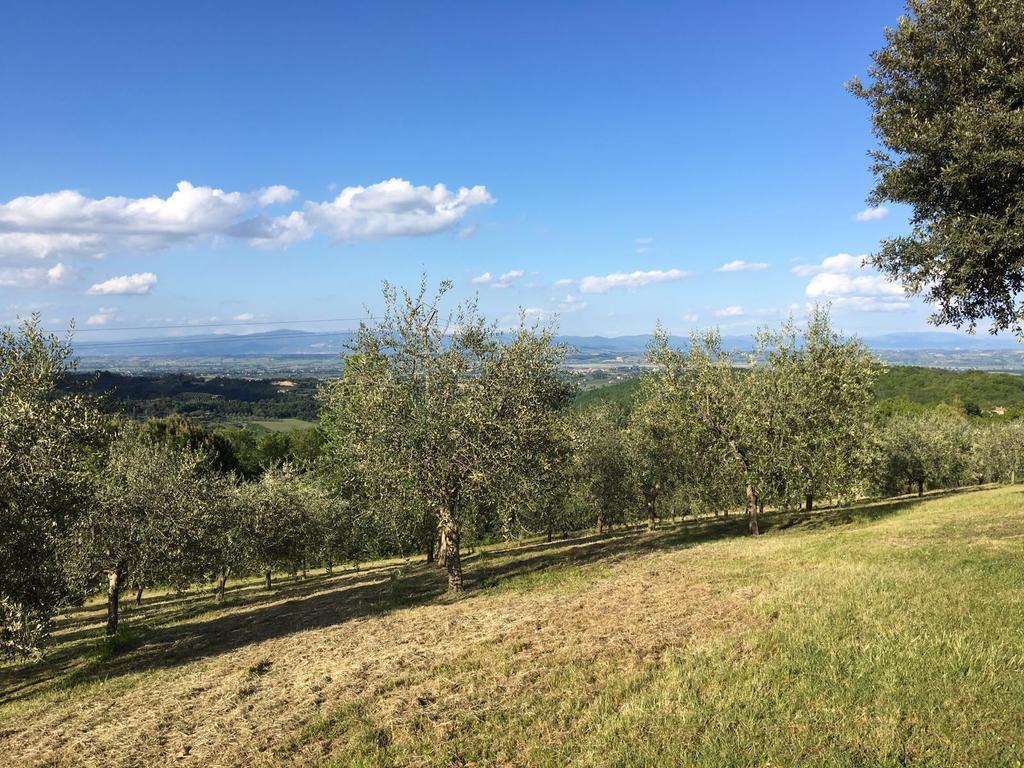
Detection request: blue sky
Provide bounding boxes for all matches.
[1,0,952,340]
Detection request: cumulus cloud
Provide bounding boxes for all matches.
[519,294,587,323]
[715,260,769,273]
[579,268,690,294]
[794,252,909,311]
[855,205,889,222]
[256,185,298,206]
[86,307,117,326]
[234,312,256,321]
[492,269,524,288]
[88,272,158,295]
[715,305,745,318]
[0,177,492,261]
[791,253,866,277]
[805,272,904,298]
[302,178,493,244]
[471,269,525,288]
[0,262,70,288]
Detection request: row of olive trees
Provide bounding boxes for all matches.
[0,317,358,652]
[5,296,1021,657]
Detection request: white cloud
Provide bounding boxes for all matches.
[458,223,479,240]
[554,278,576,287]
[634,237,654,255]
[87,272,158,295]
[805,272,904,298]
[855,205,889,222]
[715,305,745,318]
[0,262,70,288]
[682,312,698,322]
[715,260,769,273]
[0,177,492,260]
[255,185,298,206]
[86,307,117,326]
[824,296,910,312]
[234,312,255,321]
[492,269,525,288]
[791,253,866,277]
[472,269,525,288]
[579,268,690,294]
[302,178,493,244]
[794,251,909,312]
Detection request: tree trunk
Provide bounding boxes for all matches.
[326,559,334,575]
[106,569,122,636]
[758,500,764,517]
[805,493,813,512]
[265,570,273,590]
[546,524,553,543]
[439,508,463,592]
[134,585,143,606]
[647,499,657,531]
[301,562,307,579]
[746,485,760,537]
[216,567,230,602]
[596,512,605,535]
[437,528,448,568]
[426,535,435,564]
[917,480,924,497]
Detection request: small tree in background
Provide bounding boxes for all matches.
[569,403,632,534]
[74,429,214,636]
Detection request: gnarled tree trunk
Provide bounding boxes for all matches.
[439,506,463,592]
[746,484,760,536]
[216,566,230,602]
[106,568,123,636]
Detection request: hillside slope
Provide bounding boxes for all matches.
[2,487,1023,767]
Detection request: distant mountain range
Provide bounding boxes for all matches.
[72,328,1023,359]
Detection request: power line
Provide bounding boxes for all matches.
[69,316,374,334]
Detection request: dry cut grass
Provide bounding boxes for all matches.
[2,486,1023,767]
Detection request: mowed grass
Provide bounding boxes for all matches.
[1,487,1023,767]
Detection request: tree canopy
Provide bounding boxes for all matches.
[849,0,1024,333]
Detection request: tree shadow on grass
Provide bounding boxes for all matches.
[0,486,986,704]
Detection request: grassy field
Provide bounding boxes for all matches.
[2,487,1023,767]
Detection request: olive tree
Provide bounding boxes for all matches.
[849,0,1024,333]
[242,465,326,589]
[569,403,632,534]
[788,307,879,511]
[320,279,569,592]
[1,317,100,656]
[74,428,215,635]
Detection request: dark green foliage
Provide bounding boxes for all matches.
[849,0,1024,333]
[875,366,1024,412]
[1,317,101,657]
[61,371,320,421]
